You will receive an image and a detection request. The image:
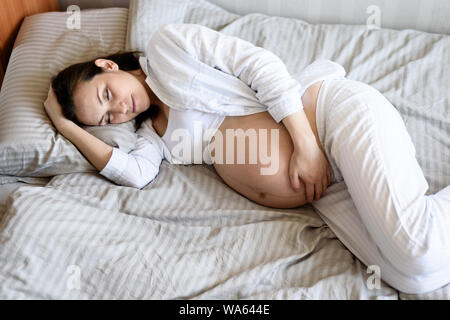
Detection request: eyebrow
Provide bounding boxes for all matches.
[97,87,104,125]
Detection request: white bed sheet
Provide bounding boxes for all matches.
[0,183,46,216]
[0,183,25,209]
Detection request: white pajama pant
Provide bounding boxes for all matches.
[312,78,450,294]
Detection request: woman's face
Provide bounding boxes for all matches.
[73,59,151,126]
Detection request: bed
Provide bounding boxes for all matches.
[0,0,449,299]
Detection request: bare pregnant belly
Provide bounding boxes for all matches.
[211,111,307,209]
[211,81,323,209]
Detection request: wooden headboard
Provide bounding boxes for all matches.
[0,0,60,89]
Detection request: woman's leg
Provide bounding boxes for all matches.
[315,78,450,294]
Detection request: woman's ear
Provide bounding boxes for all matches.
[94,59,119,71]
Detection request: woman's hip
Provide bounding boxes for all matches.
[315,78,412,183]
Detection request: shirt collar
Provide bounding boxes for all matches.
[139,55,149,76]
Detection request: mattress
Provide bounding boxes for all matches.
[0,0,449,300]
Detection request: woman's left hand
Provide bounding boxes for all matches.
[289,137,332,203]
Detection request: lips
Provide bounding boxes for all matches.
[131,95,136,113]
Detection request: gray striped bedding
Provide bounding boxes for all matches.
[0,0,449,299]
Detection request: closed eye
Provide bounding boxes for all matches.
[105,89,111,124]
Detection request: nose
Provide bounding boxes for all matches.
[115,101,128,114]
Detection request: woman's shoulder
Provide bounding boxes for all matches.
[136,117,157,137]
[135,117,170,157]
[136,118,159,139]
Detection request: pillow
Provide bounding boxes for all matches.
[126,0,449,193]
[0,8,137,184]
[126,0,239,52]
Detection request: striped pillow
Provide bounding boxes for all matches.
[0,8,136,183]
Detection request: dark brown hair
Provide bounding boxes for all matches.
[51,51,159,130]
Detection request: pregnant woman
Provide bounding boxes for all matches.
[44,23,450,294]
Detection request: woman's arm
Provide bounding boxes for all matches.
[150,23,304,124]
[56,120,113,171]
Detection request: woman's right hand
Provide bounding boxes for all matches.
[43,86,72,130]
[289,137,332,203]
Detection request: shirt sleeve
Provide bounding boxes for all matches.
[151,23,304,123]
[99,121,165,189]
